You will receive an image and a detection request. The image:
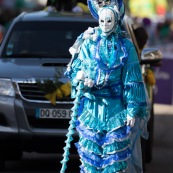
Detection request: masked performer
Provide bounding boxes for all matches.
[61,2,150,173]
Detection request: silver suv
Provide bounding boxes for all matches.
[0,10,97,170]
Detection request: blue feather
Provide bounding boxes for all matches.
[87,0,99,20]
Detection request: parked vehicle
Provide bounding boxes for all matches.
[0,10,162,170]
[0,10,98,170]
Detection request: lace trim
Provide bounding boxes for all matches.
[80,160,128,173]
[76,143,131,168]
[76,123,131,146]
[78,137,131,156]
[78,109,128,133]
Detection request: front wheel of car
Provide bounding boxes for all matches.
[5,148,23,160]
[0,160,5,171]
[0,152,5,171]
[145,96,154,163]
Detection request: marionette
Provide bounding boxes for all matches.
[60,1,150,172]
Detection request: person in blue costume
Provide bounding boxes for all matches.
[60,1,150,173]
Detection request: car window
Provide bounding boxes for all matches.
[2,21,97,58]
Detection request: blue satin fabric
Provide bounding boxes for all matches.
[66,29,150,172]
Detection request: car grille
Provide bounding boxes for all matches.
[17,81,74,129]
[17,82,72,102]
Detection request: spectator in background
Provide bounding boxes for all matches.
[46,0,73,11]
[134,26,149,50]
[133,23,149,52]
[72,0,89,13]
[141,17,158,46]
[46,0,89,13]
[156,19,173,43]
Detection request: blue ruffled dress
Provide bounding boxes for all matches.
[65,29,150,173]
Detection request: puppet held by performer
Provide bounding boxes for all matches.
[60,1,150,173]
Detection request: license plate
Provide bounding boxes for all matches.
[36,108,72,119]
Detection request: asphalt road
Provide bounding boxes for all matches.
[3,104,173,173]
[5,153,79,173]
[145,104,173,173]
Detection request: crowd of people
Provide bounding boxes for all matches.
[131,15,173,47]
[0,0,173,46]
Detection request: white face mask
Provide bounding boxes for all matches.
[99,8,115,36]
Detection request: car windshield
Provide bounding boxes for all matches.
[2,20,97,58]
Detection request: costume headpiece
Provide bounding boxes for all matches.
[87,0,125,21]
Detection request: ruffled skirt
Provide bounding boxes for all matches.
[75,96,138,173]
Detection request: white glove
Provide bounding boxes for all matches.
[69,47,76,56]
[76,70,85,81]
[83,27,98,41]
[83,27,94,39]
[84,78,94,88]
[127,115,135,127]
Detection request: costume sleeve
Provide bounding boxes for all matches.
[122,41,150,119]
[65,40,90,98]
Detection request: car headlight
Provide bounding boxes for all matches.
[0,79,15,96]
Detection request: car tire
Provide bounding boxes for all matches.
[0,145,23,161]
[5,148,23,160]
[141,87,154,171]
[0,150,5,171]
[0,159,5,171]
[145,96,154,163]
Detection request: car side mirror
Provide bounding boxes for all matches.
[140,48,163,66]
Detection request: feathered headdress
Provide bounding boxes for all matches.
[87,0,125,21]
